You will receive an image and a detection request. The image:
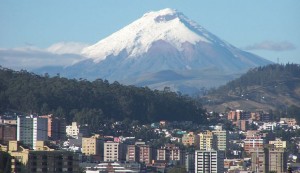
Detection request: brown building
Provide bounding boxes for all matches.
[234,120,249,131]
[228,110,250,121]
[157,144,185,165]
[251,112,270,122]
[8,140,79,173]
[0,124,17,144]
[244,136,264,154]
[39,114,66,141]
[139,145,152,164]
[127,145,139,162]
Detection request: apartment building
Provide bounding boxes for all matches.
[66,122,80,138]
[268,146,287,172]
[250,146,287,173]
[8,140,79,173]
[103,141,126,162]
[234,120,249,131]
[269,138,287,149]
[39,114,66,140]
[139,145,152,164]
[127,144,139,162]
[199,130,216,151]
[82,134,103,156]
[157,144,185,165]
[0,124,17,144]
[243,136,264,153]
[182,132,200,147]
[212,130,228,151]
[17,116,48,149]
[250,148,267,173]
[228,110,250,121]
[195,150,224,173]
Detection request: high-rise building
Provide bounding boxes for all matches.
[235,120,249,131]
[199,130,216,150]
[195,150,224,173]
[82,134,103,157]
[103,141,126,162]
[17,116,48,149]
[0,124,17,144]
[139,145,152,164]
[243,135,264,153]
[157,144,185,165]
[127,144,139,162]
[39,114,66,140]
[268,146,287,172]
[250,146,287,173]
[212,130,228,151]
[185,152,195,173]
[250,148,267,173]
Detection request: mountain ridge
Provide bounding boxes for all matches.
[202,64,300,112]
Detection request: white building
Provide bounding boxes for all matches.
[66,122,80,138]
[17,116,48,149]
[104,141,126,162]
[258,122,277,131]
[195,150,224,173]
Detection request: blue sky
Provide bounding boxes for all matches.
[0,0,299,68]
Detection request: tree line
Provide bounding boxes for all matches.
[0,67,207,128]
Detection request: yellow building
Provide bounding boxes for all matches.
[8,140,79,173]
[82,134,102,156]
[198,130,216,150]
[269,138,287,149]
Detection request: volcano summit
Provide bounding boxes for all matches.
[42,8,272,94]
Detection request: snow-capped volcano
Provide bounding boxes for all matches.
[82,8,213,62]
[39,8,272,95]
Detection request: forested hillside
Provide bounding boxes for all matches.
[0,67,206,126]
[202,64,300,113]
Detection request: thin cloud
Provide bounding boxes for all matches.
[46,42,90,55]
[0,42,91,70]
[245,41,296,51]
[0,46,87,70]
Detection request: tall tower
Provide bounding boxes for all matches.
[268,146,287,172]
[195,150,224,173]
[17,116,48,149]
[199,130,216,150]
[212,129,228,151]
